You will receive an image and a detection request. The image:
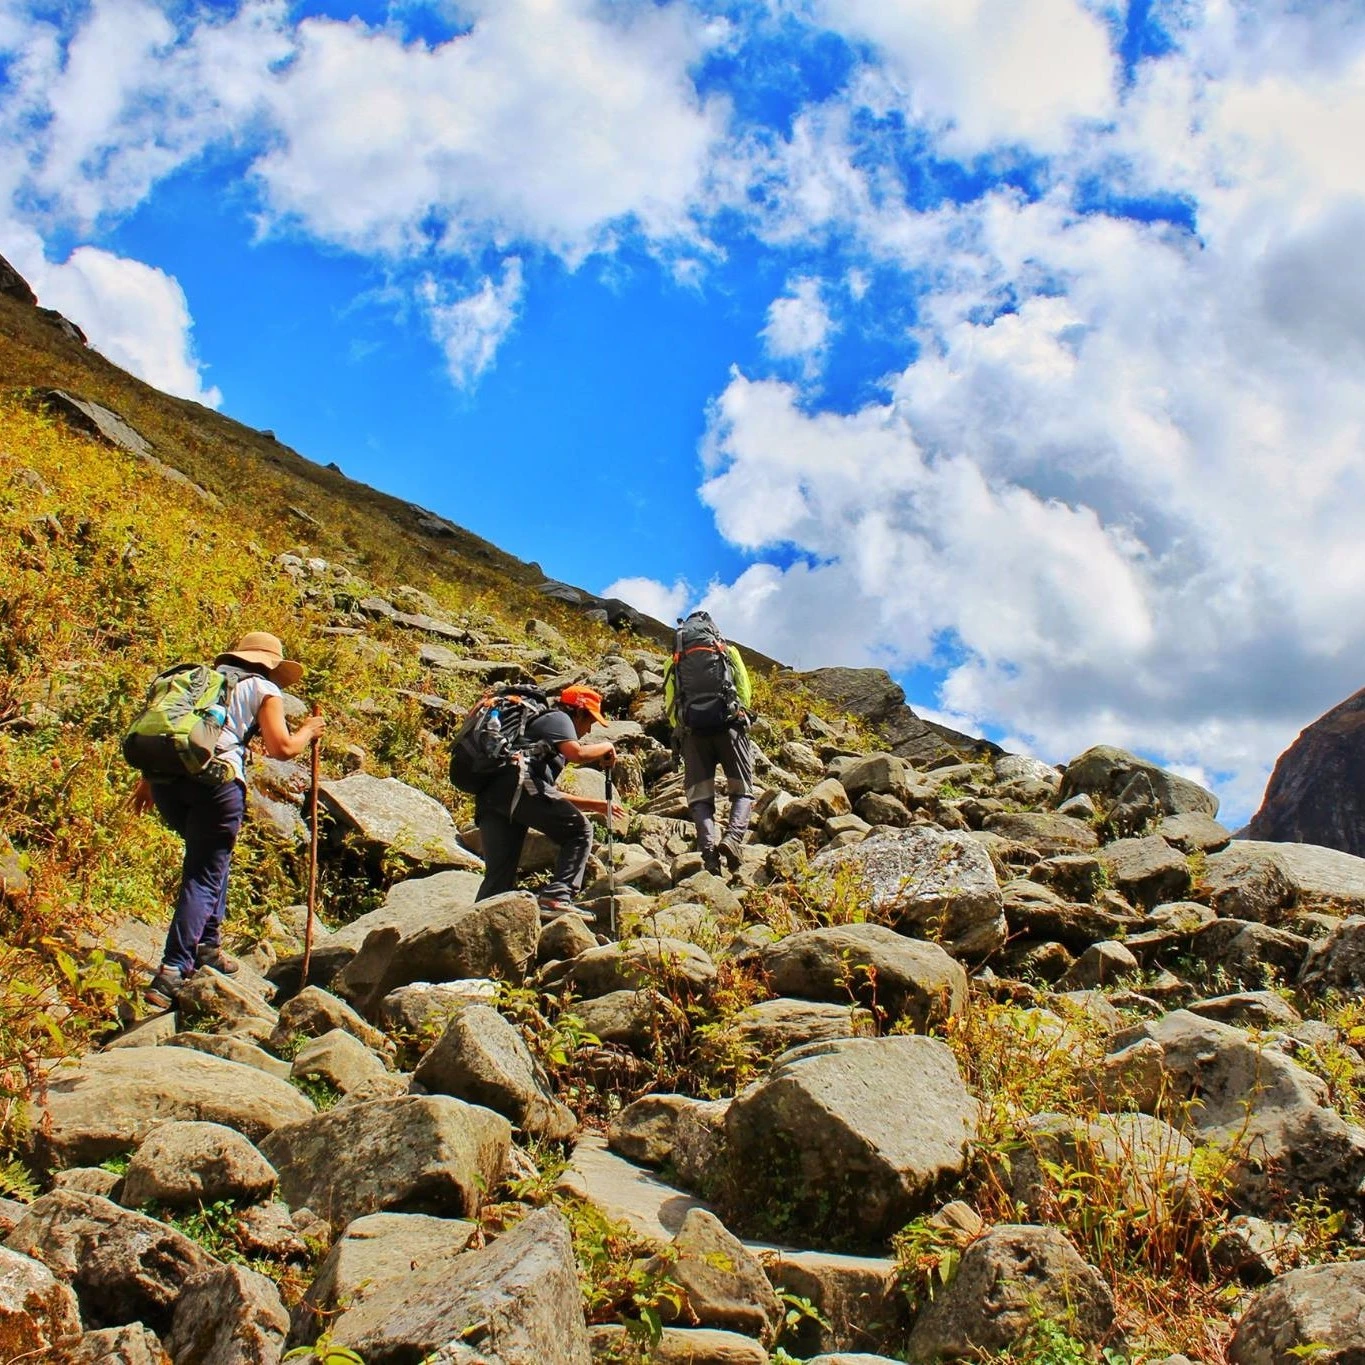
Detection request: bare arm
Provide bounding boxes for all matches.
[257,694,325,760]
[557,738,616,767]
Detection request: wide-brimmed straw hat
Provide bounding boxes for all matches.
[217,631,303,688]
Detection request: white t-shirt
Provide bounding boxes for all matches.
[215,673,281,783]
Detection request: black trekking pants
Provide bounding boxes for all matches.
[474,769,593,902]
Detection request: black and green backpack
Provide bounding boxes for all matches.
[122,663,247,785]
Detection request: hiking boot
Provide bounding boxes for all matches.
[537,894,597,925]
[718,836,744,872]
[701,847,722,877]
[145,966,187,1010]
[195,945,239,974]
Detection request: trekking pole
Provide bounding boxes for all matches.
[604,767,617,941]
[301,703,321,987]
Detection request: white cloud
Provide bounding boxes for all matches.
[602,575,691,625]
[28,246,222,406]
[420,258,524,388]
[761,276,834,373]
[814,0,1117,154]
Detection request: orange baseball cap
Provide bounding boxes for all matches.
[559,685,606,725]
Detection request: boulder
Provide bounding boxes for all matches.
[982,812,1099,855]
[724,1037,977,1248]
[291,1029,395,1099]
[412,1005,576,1141]
[173,971,276,1038]
[29,1048,314,1169]
[259,1095,510,1231]
[588,656,642,709]
[1225,842,1365,915]
[335,891,540,1014]
[1059,746,1218,819]
[1099,835,1193,909]
[164,1034,291,1080]
[269,985,390,1055]
[55,1323,170,1363]
[164,1263,288,1365]
[728,999,875,1058]
[1229,1261,1365,1365]
[906,1224,1114,1361]
[809,829,1004,959]
[290,1211,475,1346]
[321,1207,589,1365]
[1028,853,1105,901]
[1202,846,1298,924]
[652,1208,782,1343]
[573,988,681,1050]
[760,925,967,1031]
[548,937,716,999]
[607,1094,695,1166]
[1098,1011,1365,1210]
[5,1190,215,1332]
[1213,1215,1306,1284]
[318,774,483,871]
[376,979,496,1036]
[1158,812,1232,853]
[1300,917,1365,994]
[1244,685,1365,858]
[121,1122,277,1208]
[1188,919,1310,986]
[1058,940,1139,990]
[586,1325,768,1363]
[1001,879,1140,949]
[762,1248,909,1359]
[0,1245,83,1358]
[1187,991,1303,1030]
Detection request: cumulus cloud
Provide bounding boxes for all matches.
[761,276,834,375]
[602,575,692,625]
[814,0,1116,153]
[29,246,222,406]
[420,258,524,388]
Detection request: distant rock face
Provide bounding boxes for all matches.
[1245,687,1365,856]
[0,253,37,306]
[793,668,999,767]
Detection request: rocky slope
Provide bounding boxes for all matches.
[3,257,1365,1364]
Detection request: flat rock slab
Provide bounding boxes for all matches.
[259,1094,511,1231]
[558,1134,708,1245]
[588,1324,769,1364]
[1237,840,1365,913]
[29,1048,315,1169]
[121,1121,277,1208]
[291,1211,476,1347]
[319,774,483,871]
[331,1207,590,1365]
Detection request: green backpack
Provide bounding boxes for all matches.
[122,663,245,785]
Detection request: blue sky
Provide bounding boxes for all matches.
[4,0,1365,823]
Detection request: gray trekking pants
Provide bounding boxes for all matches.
[681,725,755,851]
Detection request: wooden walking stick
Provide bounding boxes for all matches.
[301,702,321,987]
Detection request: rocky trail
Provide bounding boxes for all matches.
[4,554,1365,1365]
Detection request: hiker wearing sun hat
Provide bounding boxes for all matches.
[130,632,325,1008]
[472,683,625,922]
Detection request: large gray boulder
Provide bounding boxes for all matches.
[121,1121,278,1209]
[412,1005,577,1141]
[724,1037,977,1248]
[760,925,967,1031]
[809,828,1004,959]
[1098,835,1193,908]
[0,1245,83,1358]
[1229,1261,1365,1365]
[762,1247,909,1359]
[1099,1011,1365,1210]
[1059,745,1218,818]
[29,1048,314,1169]
[982,811,1099,855]
[319,774,483,871]
[324,1207,589,1365]
[727,998,875,1059]
[290,1029,397,1101]
[269,985,390,1055]
[335,891,540,1014]
[1188,919,1310,986]
[906,1224,1114,1361]
[5,1190,216,1332]
[290,1211,476,1346]
[1202,846,1298,924]
[164,1263,289,1365]
[259,1095,511,1231]
[548,937,717,999]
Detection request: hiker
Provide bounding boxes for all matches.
[471,684,624,922]
[130,632,325,1007]
[663,610,754,876]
